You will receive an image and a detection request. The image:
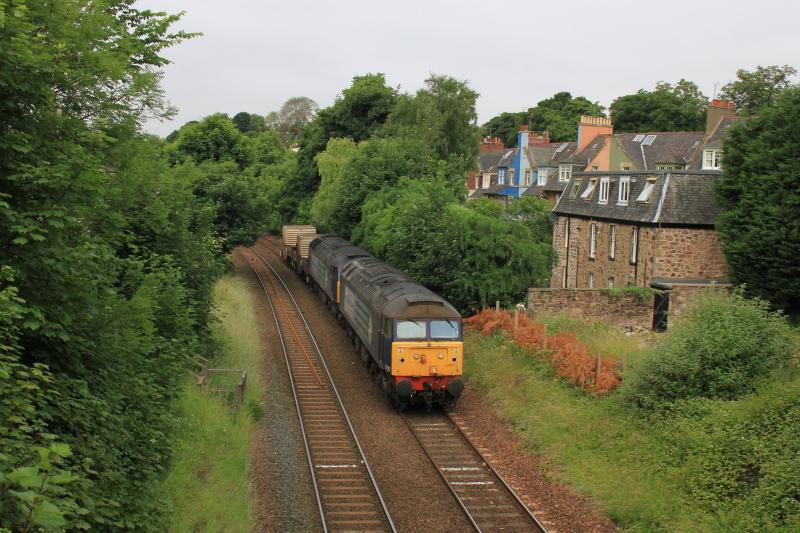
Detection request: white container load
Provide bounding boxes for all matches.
[281,225,317,247]
[297,234,316,260]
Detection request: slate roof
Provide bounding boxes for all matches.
[618,131,705,169]
[564,135,608,166]
[478,150,506,173]
[525,145,559,168]
[549,141,579,164]
[470,183,507,198]
[523,169,563,197]
[552,170,722,226]
[687,115,743,168]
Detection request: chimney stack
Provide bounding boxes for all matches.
[577,115,613,152]
[705,99,736,135]
[529,131,550,146]
[480,136,505,153]
[518,125,529,148]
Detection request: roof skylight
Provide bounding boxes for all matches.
[632,134,645,142]
[642,135,657,146]
[555,142,569,153]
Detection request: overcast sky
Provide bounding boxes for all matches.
[136,0,800,137]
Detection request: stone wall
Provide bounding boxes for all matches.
[654,227,728,279]
[551,216,656,289]
[528,288,654,330]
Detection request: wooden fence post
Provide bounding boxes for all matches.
[238,370,247,408]
[595,352,602,392]
[513,309,519,333]
[542,324,548,350]
[495,300,500,313]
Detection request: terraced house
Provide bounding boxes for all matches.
[547,100,740,328]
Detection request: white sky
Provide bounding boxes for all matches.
[136,0,800,137]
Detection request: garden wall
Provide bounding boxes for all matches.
[527,288,654,330]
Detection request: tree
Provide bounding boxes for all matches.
[170,113,253,168]
[481,92,605,146]
[266,96,319,144]
[714,87,800,313]
[719,65,798,114]
[610,80,708,132]
[481,111,526,148]
[310,138,359,232]
[232,111,267,134]
[527,92,605,142]
[280,75,397,222]
[385,74,481,174]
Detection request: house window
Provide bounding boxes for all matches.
[609,224,616,260]
[510,169,516,186]
[525,170,532,186]
[591,165,599,171]
[598,177,610,204]
[636,177,658,202]
[559,164,572,182]
[622,165,631,171]
[630,227,639,265]
[656,164,678,170]
[618,177,630,205]
[589,223,597,259]
[569,179,582,199]
[562,266,568,288]
[537,168,548,186]
[588,272,594,289]
[498,168,506,184]
[581,178,598,200]
[482,173,490,189]
[564,218,570,249]
[608,276,615,288]
[702,149,722,170]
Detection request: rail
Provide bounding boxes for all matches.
[244,245,396,533]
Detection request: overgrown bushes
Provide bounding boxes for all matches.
[622,290,794,409]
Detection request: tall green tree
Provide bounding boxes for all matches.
[266,96,319,144]
[714,87,800,313]
[719,65,798,115]
[481,92,604,146]
[169,113,253,168]
[232,111,267,134]
[610,80,708,132]
[281,74,397,222]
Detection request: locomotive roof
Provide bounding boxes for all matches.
[310,234,371,266]
[342,256,460,320]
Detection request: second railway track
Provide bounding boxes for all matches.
[244,245,396,533]
[404,411,547,533]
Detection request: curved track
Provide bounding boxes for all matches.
[243,246,396,533]
[404,411,547,533]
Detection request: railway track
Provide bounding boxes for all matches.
[244,245,396,533]
[404,411,547,533]
[254,234,547,532]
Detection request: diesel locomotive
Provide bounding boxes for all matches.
[282,228,464,409]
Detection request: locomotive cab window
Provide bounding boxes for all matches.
[430,320,460,340]
[396,320,426,339]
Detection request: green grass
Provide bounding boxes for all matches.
[535,312,650,368]
[161,274,265,532]
[464,329,800,532]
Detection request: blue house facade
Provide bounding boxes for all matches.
[495,126,553,199]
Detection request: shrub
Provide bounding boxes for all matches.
[622,290,795,409]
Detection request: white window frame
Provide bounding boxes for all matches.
[609,224,616,260]
[510,168,516,186]
[702,149,722,170]
[498,168,506,184]
[482,172,490,189]
[618,177,630,205]
[581,178,598,200]
[537,168,547,186]
[558,164,572,182]
[598,177,610,204]
[630,227,639,265]
[525,170,532,186]
[589,223,597,259]
[637,178,657,203]
[608,276,615,288]
[564,217,570,249]
[591,165,599,171]
[588,272,594,289]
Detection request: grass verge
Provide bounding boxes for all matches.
[464,329,800,532]
[161,273,265,532]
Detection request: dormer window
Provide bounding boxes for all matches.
[618,177,630,205]
[598,177,610,204]
[498,168,507,184]
[525,170,532,186]
[482,172,490,189]
[591,165,599,171]
[637,177,658,202]
[581,178,598,200]
[510,169,516,186]
[703,149,722,169]
[537,168,548,186]
[569,179,582,199]
[559,164,572,182]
